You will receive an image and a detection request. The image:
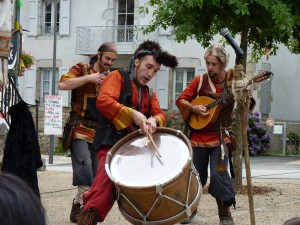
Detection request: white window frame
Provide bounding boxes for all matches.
[172,68,196,109]
[40,68,59,104]
[42,0,60,35]
[117,0,134,43]
[28,0,70,37]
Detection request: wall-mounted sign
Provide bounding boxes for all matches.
[273,124,283,134]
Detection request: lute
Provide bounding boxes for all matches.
[188,71,272,130]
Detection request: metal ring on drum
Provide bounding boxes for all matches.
[105,127,202,225]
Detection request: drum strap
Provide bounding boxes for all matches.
[92,69,155,149]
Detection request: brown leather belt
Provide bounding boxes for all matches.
[80,119,98,129]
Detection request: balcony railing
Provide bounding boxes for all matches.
[0,71,23,126]
[76,25,159,55]
[42,25,60,36]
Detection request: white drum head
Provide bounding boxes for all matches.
[109,133,190,187]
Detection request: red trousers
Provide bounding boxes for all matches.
[82,147,116,222]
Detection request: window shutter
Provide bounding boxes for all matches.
[155,67,169,110]
[59,0,70,36]
[259,80,272,114]
[28,0,38,36]
[24,68,36,104]
[195,66,206,76]
[59,67,70,106]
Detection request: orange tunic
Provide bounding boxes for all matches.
[59,63,100,143]
[176,74,233,148]
[96,70,166,130]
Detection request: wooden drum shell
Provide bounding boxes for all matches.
[105,127,202,225]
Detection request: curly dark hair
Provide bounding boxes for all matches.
[134,40,178,68]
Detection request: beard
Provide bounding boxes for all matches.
[97,59,109,72]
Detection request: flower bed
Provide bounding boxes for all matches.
[247,111,271,156]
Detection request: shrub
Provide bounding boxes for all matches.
[247,111,271,156]
[54,143,66,154]
[166,113,175,127]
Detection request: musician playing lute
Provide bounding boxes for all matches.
[176,44,237,225]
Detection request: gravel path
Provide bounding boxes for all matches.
[39,171,300,225]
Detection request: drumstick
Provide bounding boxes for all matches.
[147,132,161,157]
[145,136,149,146]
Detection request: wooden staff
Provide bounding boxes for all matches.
[233,65,256,225]
[222,28,256,223]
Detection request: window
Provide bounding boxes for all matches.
[28,0,70,37]
[41,69,59,103]
[172,69,195,108]
[117,0,134,42]
[43,0,60,35]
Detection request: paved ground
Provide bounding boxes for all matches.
[39,155,300,225]
[43,154,300,179]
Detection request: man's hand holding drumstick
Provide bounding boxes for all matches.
[146,117,162,157]
[132,109,161,157]
[132,109,157,135]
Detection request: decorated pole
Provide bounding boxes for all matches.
[232,65,256,225]
[220,28,256,225]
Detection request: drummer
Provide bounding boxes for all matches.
[77,40,178,225]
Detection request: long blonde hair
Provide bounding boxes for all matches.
[204,44,230,68]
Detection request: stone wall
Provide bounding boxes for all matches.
[0,105,69,156]
[30,105,70,154]
[0,104,185,155]
[0,134,6,156]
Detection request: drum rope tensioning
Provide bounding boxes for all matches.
[105,127,202,225]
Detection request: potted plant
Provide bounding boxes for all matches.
[20,51,35,76]
[286,132,300,155]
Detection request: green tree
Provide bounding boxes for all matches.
[141,0,300,190]
[142,0,300,64]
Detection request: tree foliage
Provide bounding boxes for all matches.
[141,0,300,63]
[141,0,300,190]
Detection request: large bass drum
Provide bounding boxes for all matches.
[105,127,202,225]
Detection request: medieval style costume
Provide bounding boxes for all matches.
[82,69,166,221]
[59,42,118,223]
[176,44,236,225]
[78,40,177,225]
